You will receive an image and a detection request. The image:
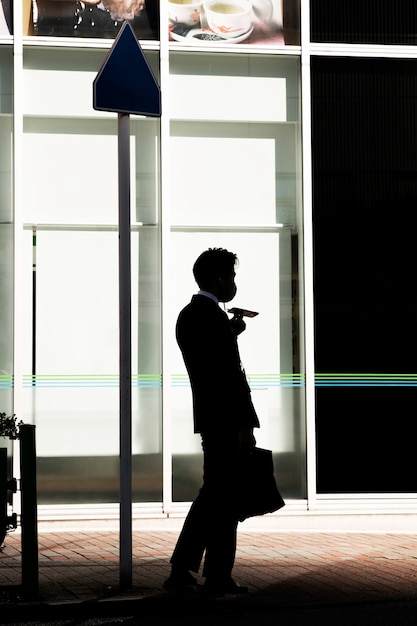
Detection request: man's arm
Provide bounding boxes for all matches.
[239,427,256,451]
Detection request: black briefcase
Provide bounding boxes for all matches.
[237,447,285,522]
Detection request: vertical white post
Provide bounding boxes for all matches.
[300,0,317,510]
[159,0,173,516]
[118,112,132,589]
[12,0,24,422]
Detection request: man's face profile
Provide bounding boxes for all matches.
[219,270,237,303]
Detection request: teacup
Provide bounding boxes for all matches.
[168,0,203,27]
[203,0,252,39]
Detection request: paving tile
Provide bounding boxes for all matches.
[3,526,417,607]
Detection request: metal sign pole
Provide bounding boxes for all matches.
[118,112,132,589]
[93,22,161,591]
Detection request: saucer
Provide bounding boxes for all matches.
[170,24,254,44]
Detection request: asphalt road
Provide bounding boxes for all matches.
[2,594,417,626]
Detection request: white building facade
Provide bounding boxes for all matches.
[2,0,417,529]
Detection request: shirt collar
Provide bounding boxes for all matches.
[197,290,219,304]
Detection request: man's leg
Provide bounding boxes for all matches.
[202,513,238,581]
[200,433,245,595]
[170,491,207,574]
[164,441,209,590]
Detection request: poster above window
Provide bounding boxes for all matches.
[168,0,299,47]
[27,0,159,39]
[22,0,298,44]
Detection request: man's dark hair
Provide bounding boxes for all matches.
[193,248,238,289]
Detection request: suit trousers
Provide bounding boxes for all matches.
[170,432,240,582]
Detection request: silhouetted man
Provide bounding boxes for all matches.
[164,248,259,597]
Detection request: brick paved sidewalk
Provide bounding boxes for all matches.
[2,521,417,609]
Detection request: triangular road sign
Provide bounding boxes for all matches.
[93,22,161,116]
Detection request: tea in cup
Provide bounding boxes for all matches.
[203,0,252,38]
[169,0,203,27]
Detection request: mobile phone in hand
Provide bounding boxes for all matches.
[227,308,259,318]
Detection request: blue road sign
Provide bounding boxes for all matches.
[93,22,161,117]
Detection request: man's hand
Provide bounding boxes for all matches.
[230,312,246,336]
[239,428,256,451]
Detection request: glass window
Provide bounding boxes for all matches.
[21,47,162,504]
[23,117,159,226]
[0,47,13,412]
[170,55,299,228]
[171,122,297,227]
[311,0,417,45]
[22,228,162,504]
[0,225,13,412]
[23,47,159,119]
[169,53,305,501]
[312,57,417,493]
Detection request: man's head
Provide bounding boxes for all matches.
[193,248,238,302]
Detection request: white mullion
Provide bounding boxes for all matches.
[12,0,24,421]
[300,0,317,511]
[160,3,173,515]
[11,0,25,508]
[310,42,417,59]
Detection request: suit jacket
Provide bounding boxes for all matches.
[176,294,260,434]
